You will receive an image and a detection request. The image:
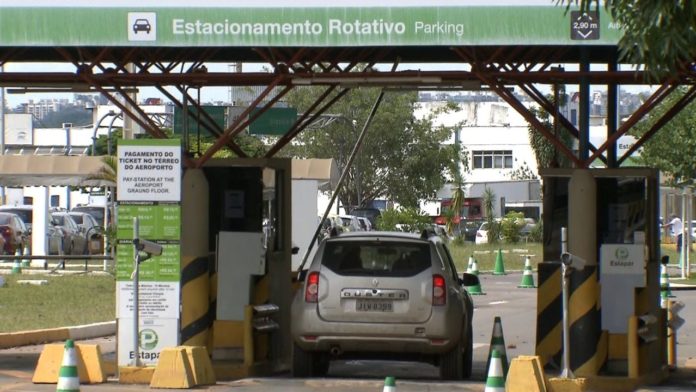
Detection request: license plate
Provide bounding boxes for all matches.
[356,300,393,312]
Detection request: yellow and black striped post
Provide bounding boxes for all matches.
[535,262,562,368]
[567,169,603,376]
[567,265,603,375]
[180,169,212,349]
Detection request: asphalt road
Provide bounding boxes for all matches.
[0,272,694,391]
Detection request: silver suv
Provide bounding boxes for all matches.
[291,230,478,379]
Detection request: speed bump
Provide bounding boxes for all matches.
[149,347,194,389]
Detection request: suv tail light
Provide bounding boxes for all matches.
[433,274,446,306]
[305,271,320,303]
[0,226,10,239]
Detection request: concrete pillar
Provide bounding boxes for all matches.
[180,169,211,348]
[568,169,602,376]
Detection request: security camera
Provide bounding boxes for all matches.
[560,252,586,270]
[135,239,163,256]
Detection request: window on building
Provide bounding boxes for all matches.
[472,150,513,169]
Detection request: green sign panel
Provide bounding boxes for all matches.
[0,6,621,47]
[173,105,226,136]
[249,107,297,135]
[116,203,181,282]
[117,204,181,240]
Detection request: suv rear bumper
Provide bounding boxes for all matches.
[291,305,465,355]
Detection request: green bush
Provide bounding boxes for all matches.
[500,211,526,243]
[376,207,432,233]
[528,221,543,242]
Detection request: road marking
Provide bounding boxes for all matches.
[489,301,508,305]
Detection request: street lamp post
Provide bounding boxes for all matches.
[91,110,117,156]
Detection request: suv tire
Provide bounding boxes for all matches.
[440,333,464,380]
[463,326,473,379]
[292,342,314,377]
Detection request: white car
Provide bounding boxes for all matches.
[475,222,490,245]
[356,216,373,231]
[339,215,362,231]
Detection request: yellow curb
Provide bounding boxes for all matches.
[184,346,216,386]
[149,347,194,388]
[118,366,155,384]
[506,355,547,392]
[32,343,106,384]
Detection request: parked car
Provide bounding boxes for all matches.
[462,219,484,242]
[0,205,33,231]
[0,212,28,255]
[356,216,372,231]
[71,205,110,227]
[475,221,491,245]
[68,211,103,254]
[350,207,382,228]
[291,230,477,379]
[338,215,362,232]
[50,212,87,255]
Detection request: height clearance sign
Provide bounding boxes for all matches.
[116,139,182,366]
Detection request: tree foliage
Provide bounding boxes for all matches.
[283,85,459,209]
[527,92,574,171]
[629,87,696,185]
[376,207,432,233]
[561,1,696,79]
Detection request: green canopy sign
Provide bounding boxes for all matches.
[0,5,620,47]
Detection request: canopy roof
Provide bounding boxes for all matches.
[0,155,113,187]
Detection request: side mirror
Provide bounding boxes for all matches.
[661,255,670,266]
[460,272,480,287]
[292,246,300,255]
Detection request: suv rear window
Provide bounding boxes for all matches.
[322,240,431,277]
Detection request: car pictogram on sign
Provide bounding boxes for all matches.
[133,19,152,34]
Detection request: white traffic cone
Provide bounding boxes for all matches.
[21,244,30,268]
[11,249,21,275]
[382,376,396,392]
[56,339,80,392]
[485,316,509,378]
[466,255,475,274]
[517,255,536,288]
[470,258,480,276]
[484,349,505,392]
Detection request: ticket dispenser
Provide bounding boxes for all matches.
[536,168,664,382]
[201,158,292,373]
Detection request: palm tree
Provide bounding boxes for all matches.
[82,155,117,258]
[84,155,117,186]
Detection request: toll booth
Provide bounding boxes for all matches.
[536,168,665,382]
[181,158,292,376]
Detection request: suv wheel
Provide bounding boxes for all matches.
[292,342,314,377]
[312,353,330,376]
[462,326,473,379]
[440,333,464,380]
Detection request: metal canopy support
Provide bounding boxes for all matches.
[0,44,694,164]
[606,59,618,168]
[584,83,678,167]
[452,47,583,167]
[578,50,590,162]
[618,86,696,165]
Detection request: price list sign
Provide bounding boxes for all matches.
[115,139,182,366]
